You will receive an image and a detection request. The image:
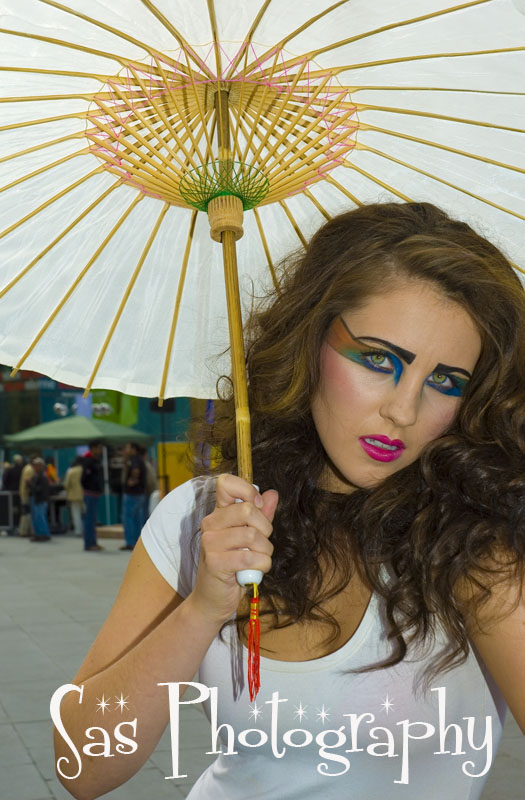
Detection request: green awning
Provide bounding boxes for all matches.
[2,416,153,448]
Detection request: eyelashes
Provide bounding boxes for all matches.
[344,348,468,397]
[427,369,468,396]
[352,349,403,384]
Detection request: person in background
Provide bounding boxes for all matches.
[142,447,158,524]
[81,441,104,552]
[121,442,146,552]
[28,458,51,542]
[2,454,24,533]
[65,456,84,536]
[18,454,36,538]
[2,454,23,491]
[45,456,59,486]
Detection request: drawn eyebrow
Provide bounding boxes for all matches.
[340,318,472,378]
[434,362,472,379]
[340,318,416,364]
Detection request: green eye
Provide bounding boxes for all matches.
[370,353,386,365]
[426,371,466,397]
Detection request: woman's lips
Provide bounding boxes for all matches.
[359,435,405,463]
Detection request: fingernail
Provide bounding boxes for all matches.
[254,494,263,508]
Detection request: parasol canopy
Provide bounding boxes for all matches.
[0,0,524,479]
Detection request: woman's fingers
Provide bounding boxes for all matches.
[260,489,279,522]
[200,539,273,578]
[188,474,279,623]
[215,473,263,508]
[201,501,274,539]
[201,526,274,557]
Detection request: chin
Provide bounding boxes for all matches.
[319,460,373,494]
[322,456,414,494]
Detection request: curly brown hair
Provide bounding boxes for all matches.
[189,201,525,687]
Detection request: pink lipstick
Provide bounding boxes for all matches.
[359,434,405,463]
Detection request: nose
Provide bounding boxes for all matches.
[379,377,421,429]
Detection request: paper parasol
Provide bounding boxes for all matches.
[0,0,524,483]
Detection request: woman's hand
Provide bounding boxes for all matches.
[187,474,279,625]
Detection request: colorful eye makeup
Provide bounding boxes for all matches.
[326,316,470,397]
[425,371,469,397]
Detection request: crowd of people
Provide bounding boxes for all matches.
[1,441,157,551]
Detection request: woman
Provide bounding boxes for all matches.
[54,202,524,799]
[64,456,84,536]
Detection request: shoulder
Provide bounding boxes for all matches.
[453,548,522,614]
[148,475,217,528]
[454,551,525,733]
[141,475,217,595]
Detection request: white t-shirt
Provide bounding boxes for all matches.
[141,476,507,799]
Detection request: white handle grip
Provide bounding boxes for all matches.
[236,568,264,586]
[235,485,263,587]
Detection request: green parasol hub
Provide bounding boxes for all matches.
[179,160,269,212]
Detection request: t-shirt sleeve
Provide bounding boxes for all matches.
[140,475,217,598]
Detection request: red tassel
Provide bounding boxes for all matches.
[247,583,260,701]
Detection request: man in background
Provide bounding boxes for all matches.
[2,454,24,532]
[65,456,84,536]
[2,454,23,491]
[121,442,146,552]
[18,455,36,538]
[142,448,158,523]
[81,441,104,552]
[28,458,51,542]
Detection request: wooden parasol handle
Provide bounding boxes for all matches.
[207,199,252,482]
[220,224,253,484]
[207,89,253,483]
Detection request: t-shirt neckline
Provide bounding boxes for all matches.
[237,585,379,674]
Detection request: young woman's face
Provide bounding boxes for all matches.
[311,280,482,492]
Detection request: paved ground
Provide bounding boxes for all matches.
[0,532,522,800]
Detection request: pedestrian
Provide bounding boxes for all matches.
[2,454,24,532]
[18,454,36,538]
[80,441,104,552]
[142,448,158,523]
[45,455,59,486]
[120,442,147,551]
[28,458,51,542]
[55,202,524,799]
[2,453,23,491]
[64,456,85,536]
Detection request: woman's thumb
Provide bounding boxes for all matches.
[261,489,279,521]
